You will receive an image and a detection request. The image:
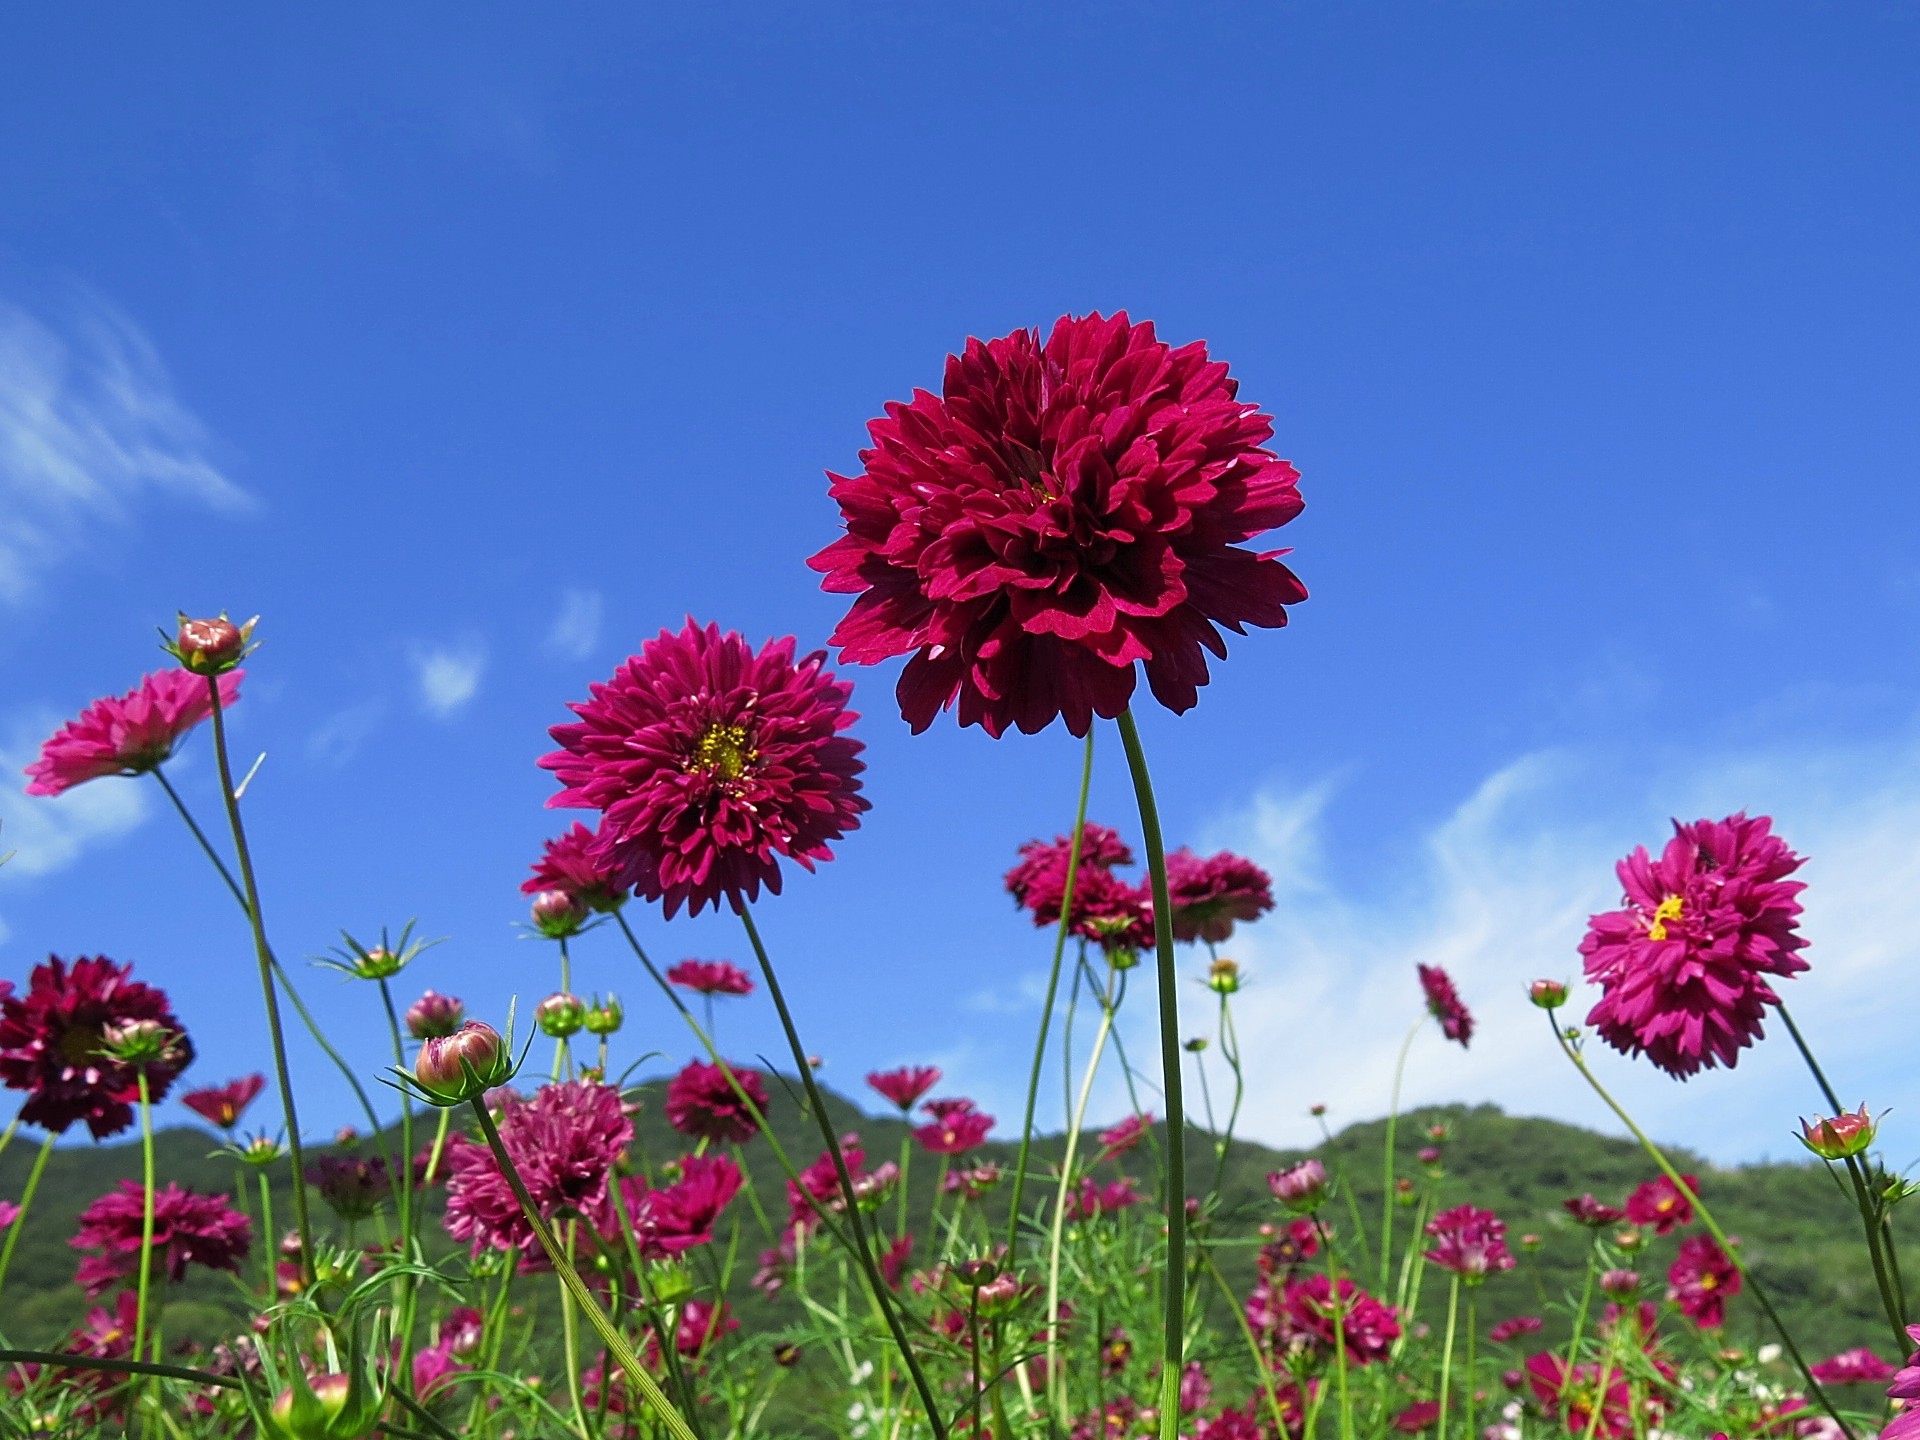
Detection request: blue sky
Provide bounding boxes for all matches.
[2,4,1917,1166]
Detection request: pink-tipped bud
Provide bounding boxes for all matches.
[415,1021,510,1104]
[1206,958,1241,994]
[406,990,464,1040]
[1418,1146,1443,1166]
[1798,1105,1877,1161]
[1519,1233,1542,1252]
[1267,1158,1329,1214]
[1600,1268,1641,1298]
[583,994,623,1035]
[530,889,587,939]
[175,613,254,676]
[101,1019,183,1068]
[1309,1103,1327,1117]
[1614,1228,1646,1253]
[535,992,587,1038]
[1529,978,1569,1009]
[269,1373,355,1439]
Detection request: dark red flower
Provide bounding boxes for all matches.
[665,960,754,997]
[24,669,243,796]
[621,1153,743,1259]
[1249,1272,1399,1366]
[0,955,195,1138]
[443,1081,633,1253]
[1489,1315,1544,1344]
[1164,848,1274,944]
[521,821,630,912]
[1526,1353,1634,1439]
[70,1180,251,1295]
[810,312,1306,736]
[1624,1175,1698,1235]
[913,1105,994,1156]
[1065,1176,1141,1221]
[3,1290,139,1422]
[1667,1234,1740,1328]
[867,1065,942,1112]
[880,1234,914,1289]
[540,619,868,919]
[785,1134,900,1231]
[1563,1193,1627,1227]
[1422,1204,1515,1282]
[305,1154,392,1222]
[1097,1111,1152,1157]
[663,1060,767,1145]
[1809,1348,1896,1385]
[1393,1400,1440,1433]
[1006,824,1135,912]
[1416,964,1473,1047]
[180,1074,266,1131]
[1580,813,1808,1078]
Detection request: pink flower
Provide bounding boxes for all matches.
[913,1103,994,1156]
[1808,1348,1896,1385]
[810,312,1307,736]
[540,619,867,918]
[1489,1315,1544,1344]
[1251,1272,1399,1366]
[1666,1233,1740,1328]
[665,960,754,997]
[867,1065,941,1112]
[1065,1177,1141,1220]
[1423,1204,1515,1282]
[1393,1400,1440,1433]
[1178,1361,1212,1414]
[663,1060,768,1144]
[1006,824,1135,912]
[1624,1175,1698,1235]
[621,1153,743,1258]
[70,1180,251,1295]
[1526,1353,1635,1439]
[24,670,242,796]
[180,1074,266,1131]
[442,1081,632,1254]
[1580,813,1808,1078]
[879,1234,914,1289]
[0,1200,18,1230]
[1097,1112,1152,1157]
[0,955,195,1138]
[3,1290,139,1423]
[1416,964,1473,1047]
[1164,848,1274,943]
[1563,1193,1626,1227]
[1267,1158,1329,1213]
[521,821,630,912]
[305,1154,391,1221]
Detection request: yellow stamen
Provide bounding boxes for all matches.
[1647,895,1684,942]
[687,723,756,781]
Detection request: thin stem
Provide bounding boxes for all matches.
[378,978,419,1399]
[735,901,948,1440]
[205,681,315,1278]
[152,768,244,907]
[1048,995,1118,1418]
[1775,1001,1845,1115]
[560,1224,587,1437]
[467,1098,699,1440]
[1006,729,1096,1256]
[1113,707,1188,1440]
[1436,1273,1460,1440]
[0,1114,15,1167]
[133,1072,157,1370]
[0,1131,55,1300]
[256,1170,276,1298]
[1211,993,1246,1200]
[1379,1017,1423,1293]
[1322,1216,1352,1440]
[1465,1290,1478,1440]
[423,1108,452,1186]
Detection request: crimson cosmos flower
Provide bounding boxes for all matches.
[1065,1176,1141,1221]
[0,955,195,1138]
[540,619,868,919]
[912,1102,994,1156]
[24,669,243,796]
[665,959,754,996]
[1422,1204,1516,1282]
[1251,1272,1400,1366]
[1489,1316,1544,1344]
[1525,1354,1636,1440]
[866,1064,942,1112]
[1416,963,1474,1047]
[521,821,631,913]
[1624,1175,1699,1235]
[663,1059,768,1145]
[70,1180,251,1295]
[1163,848,1275,944]
[1666,1233,1740,1328]
[809,312,1306,736]
[1580,812,1808,1078]
[619,1153,744,1260]
[1005,823,1135,910]
[180,1074,266,1130]
[1809,1348,1896,1385]
[442,1080,633,1254]
[1564,1193,1627,1227]
[1097,1111,1152,1157]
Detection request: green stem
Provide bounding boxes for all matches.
[378,978,419,1398]
[1379,1017,1422,1293]
[1113,708,1188,1440]
[423,1108,452,1186]
[256,1170,277,1298]
[1322,1217,1352,1440]
[1047,995,1118,1419]
[1006,730,1096,1257]
[205,682,315,1280]
[1465,1289,1478,1440]
[1436,1274,1459,1440]
[133,1071,157,1371]
[1211,993,1246,1200]
[467,1099,698,1440]
[0,1131,55,1301]
[735,901,948,1440]
[560,1223,587,1438]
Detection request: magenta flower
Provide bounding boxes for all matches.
[2,1290,139,1423]
[1580,812,1809,1078]
[0,1200,17,1230]
[1809,1348,1896,1385]
[70,1180,250,1295]
[1624,1175,1698,1235]
[24,669,243,796]
[1065,1176,1141,1221]
[786,1134,882,1231]
[1563,1193,1627,1227]
[180,1074,266,1131]
[443,1080,632,1254]
[1526,1354,1635,1440]
[866,1065,942,1112]
[663,1059,767,1145]
[1267,1158,1329,1213]
[1097,1111,1152,1157]
[1257,1272,1400,1366]
[405,990,465,1041]
[810,312,1307,736]
[1006,823,1135,913]
[1488,1315,1543,1344]
[0,955,195,1138]
[305,1154,392,1221]
[540,619,868,918]
[913,1102,994,1156]
[521,821,630,912]
[1422,1204,1515,1283]
[1178,1361,1212,1415]
[1416,964,1473,1048]
[1666,1233,1740,1328]
[1164,848,1274,944]
[621,1153,744,1259]
[1392,1401,1440,1433]
[665,960,755,997]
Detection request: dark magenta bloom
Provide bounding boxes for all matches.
[1422,1204,1515,1282]
[540,619,868,919]
[1580,812,1808,1078]
[1416,963,1473,1048]
[1065,1176,1141,1221]
[0,955,195,1138]
[521,821,631,913]
[1666,1233,1740,1328]
[24,669,243,795]
[1809,1348,1896,1385]
[663,1059,768,1145]
[1252,1272,1400,1367]
[913,1102,994,1156]
[866,1065,942,1112]
[810,312,1306,736]
[1563,1193,1627,1227]
[305,1154,392,1222]
[1005,823,1135,911]
[70,1180,250,1295]
[180,1074,266,1131]
[1097,1111,1152,1157]
[443,1080,633,1254]
[665,960,755,997]
[1163,848,1274,944]
[621,1153,744,1259]
[1624,1175,1698,1235]
[1488,1316,1543,1344]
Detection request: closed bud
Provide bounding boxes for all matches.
[954,1257,1000,1287]
[1309,1103,1327,1117]
[414,1021,511,1105]
[530,889,587,939]
[1206,958,1241,994]
[405,990,464,1040]
[584,994,624,1035]
[1613,1228,1645,1253]
[101,1019,184,1068]
[173,613,255,676]
[346,947,402,981]
[1518,1233,1542,1252]
[268,1372,371,1440]
[240,1134,286,1168]
[535,992,587,1038]
[1798,1105,1877,1161]
[1184,1036,1209,1053]
[1600,1268,1641,1298]
[1266,1159,1328,1214]
[1529,978,1569,1009]
[772,1342,803,1368]
[649,1261,695,1304]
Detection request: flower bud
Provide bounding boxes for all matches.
[405,990,464,1040]
[1184,1036,1209,1053]
[1600,1268,1641,1298]
[1206,958,1241,994]
[1518,1233,1542,1253]
[1418,1146,1443,1166]
[583,994,624,1035]
[1798,1105,1877,1161]
[346,946,403,981]
[954,1257,1001,1287]
[1309,1103,1327,1117]
[650,1261,695,1304]
[1266,1159,1328,1214]
[240,1134,286,1168]
[772,1342,803,1367]
[268,1373,368,1440]
[414,1021,511,1105]
[174,613,255,676]
[535,992,587,1038]
[530,889,587,939]
[1395,1178,1417,1206]
[1613,1228,1645,1253]
[101,1018,185,1068]
[1529,979,1568,1009]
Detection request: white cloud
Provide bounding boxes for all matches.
[412,641,487,717]
[0,294,251,605]
[0,712,150,890]
[545,588,603,661]
[306,700,387,766]
[1123,729,1920,1166]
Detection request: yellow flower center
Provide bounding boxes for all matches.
[688,723,755,781]
[1647,895,1684,942]
[1700,1273,1718,1290]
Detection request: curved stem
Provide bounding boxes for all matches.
[735,901,949,1440]
[1047,995,1117,1419]
[1006,730,1096,1256]
[1379,1017,1423,1293]
[1436,1273,1459,1440]
[1114,708,1187,1440]
[133,1071,157,1368]
[205,682,315,1278]
[1322,1216,1352,1440]
[0,1131,55,1300]
[152,768,244,907]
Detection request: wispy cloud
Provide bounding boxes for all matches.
[306,700,387,767]
[545,588,603,661]
[0,711,149,892]
[0,294,252,605]
[412,641,487,717]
